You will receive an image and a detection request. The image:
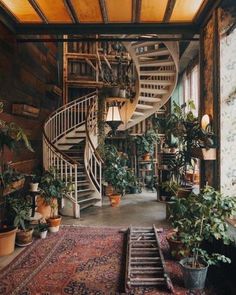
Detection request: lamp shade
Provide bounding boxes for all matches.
[106,104,123,134]
[201,114,211,130]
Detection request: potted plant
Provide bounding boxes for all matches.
[37,221,48,239]
[127,169,138,194]
[8,196,34,247]
[177,186,236,290]
[39,168,68,232]
[102,145,131,207]
[0,102,33,254]
[135,129,160,161]
[1,164,25,196]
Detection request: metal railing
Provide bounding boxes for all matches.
[43,92,96,218]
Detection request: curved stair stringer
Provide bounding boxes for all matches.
[43,91,100,219]
[121,36,179,130]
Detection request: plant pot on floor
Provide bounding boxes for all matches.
[0,226,17,256]
[40,230,48,239]
[180,257,209,290]
[47,216,62,233]
[109,194,121,207]
[16,228,34,246]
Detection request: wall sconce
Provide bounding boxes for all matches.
[105,102,123,135]
[201,114,211,132]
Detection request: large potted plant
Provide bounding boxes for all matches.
[39,168,67,232]
[0,102,33,255]
[102,145,131,207]
[177,186,236,290]
[135,129,160,161]
[8,196,34,247]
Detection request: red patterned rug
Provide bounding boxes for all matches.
[0,226,216,295]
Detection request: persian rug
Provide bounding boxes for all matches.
[0,226,216,295]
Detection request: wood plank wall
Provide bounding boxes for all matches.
[0,23,62,174]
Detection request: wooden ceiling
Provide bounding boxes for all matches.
[0,0,208,24]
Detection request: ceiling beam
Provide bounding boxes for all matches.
[28,0,48,23]
[64,0,79,23]
[99,0,108,23]
[163,0,176,22]
[15,23,199,35]
[0,4,17,32]
[194,0,223,27]
[132,0,141,23]
[16,36,199,43]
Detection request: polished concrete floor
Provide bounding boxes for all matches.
[0,190,168,270]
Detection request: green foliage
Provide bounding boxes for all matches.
[39,167,68,206]
[170,186,236,267]
[101,144,133,195]
[135,129,160,156]
[8,196,31,231]
[37,221,48,232]
[0,163,24,188]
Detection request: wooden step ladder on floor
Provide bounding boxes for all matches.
[125,225,173,293]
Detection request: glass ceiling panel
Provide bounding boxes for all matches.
[170,0,204,22]
[35,0,72,23]
[140,0,168,22]
[106,0,132,22]
[70,0,103,23]
[0,0,42,22]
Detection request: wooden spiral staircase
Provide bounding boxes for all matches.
[43,38,179,218]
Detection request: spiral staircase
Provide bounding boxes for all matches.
[43,37,179,218]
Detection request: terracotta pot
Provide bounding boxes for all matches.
[109,194,121,207]
[0,226,17,256]
[142,153,151,161]
[36,196,58,219]
[16,228,34,246]
[167,233,189,260]
[47,216,62,233]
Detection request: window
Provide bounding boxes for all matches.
[183,64,199,116]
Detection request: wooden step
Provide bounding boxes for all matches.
[137,48,169,57]
[66,136,85,140]
[140,60,174,67]
[133,111,145,117]
[140,80,173,86]
[140,70,175,76]
[136,104,153,110]
[77,190,94,198]
[141,88,168,95]
[139,96,161,103]
[79,197,100,210]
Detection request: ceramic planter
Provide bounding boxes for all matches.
[40,230,48,239]
[180,257,209,290]
[109,194,121,207]
[16,228,34,246]
[47,216,62,233]
[29,182,39,192]
[0,226,17,256]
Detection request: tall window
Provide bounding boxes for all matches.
[183,64,199,116]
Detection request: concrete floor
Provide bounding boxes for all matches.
[64,190,168,227]
[0,190,168,270]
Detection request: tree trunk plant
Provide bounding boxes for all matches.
[174,186,236,290]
